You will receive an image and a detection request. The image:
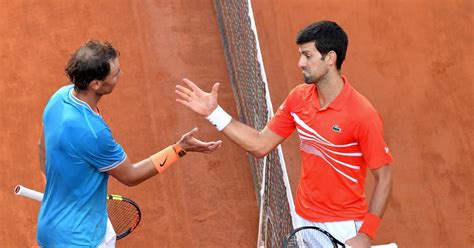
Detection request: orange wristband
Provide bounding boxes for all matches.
[359,213,381,240]
[150,144,186,173]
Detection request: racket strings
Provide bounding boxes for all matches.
[285,229,338,248]
[107,199,140,235]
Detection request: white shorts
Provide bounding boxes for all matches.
[295,213,362,243]
[97,218,116,248]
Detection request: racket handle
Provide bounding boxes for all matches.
[373,244,398,248]
[14,185,44,202]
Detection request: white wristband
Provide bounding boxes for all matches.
[206,105,232,131]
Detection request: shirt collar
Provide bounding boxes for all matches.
[68,88,101,116]
[326,75,352,111]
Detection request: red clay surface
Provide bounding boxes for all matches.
[1,0,472,247]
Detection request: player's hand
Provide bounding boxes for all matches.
[176,78,219,117]
[345,233,371,248]
[177,127,222,153]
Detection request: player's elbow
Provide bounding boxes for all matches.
[248,131,279,158]
[251,150,267,158]
[111,173,141,187]
[118,178,140,187]
[249,145,272,158]
[373,164,393,185]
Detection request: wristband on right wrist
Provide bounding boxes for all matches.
[358,213,381,240]
[206,105,232,131]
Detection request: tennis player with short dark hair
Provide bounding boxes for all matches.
[176,21,393,248]
[37,40,222,247]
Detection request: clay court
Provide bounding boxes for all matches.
[1,0,472,247]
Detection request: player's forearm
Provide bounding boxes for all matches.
[126,159,159,186]
[111,145,185,186]
[358,165,392,240]
[368,165,392,217]
[112,158,159,187]
[222,120,270,158]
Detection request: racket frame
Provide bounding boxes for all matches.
[107,194,142,240]
[14,185,141,240]
[283,226,345,248]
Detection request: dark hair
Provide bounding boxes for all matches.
[296,21,348,70]
[65,40,118,90]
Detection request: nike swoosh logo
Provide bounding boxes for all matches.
[160,156,168,167]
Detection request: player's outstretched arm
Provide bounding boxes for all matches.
[176,78,285,158]
[108,127,221,186]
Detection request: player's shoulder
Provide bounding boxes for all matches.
[288,83,315,98]
[279,83,316,111]
[61,118,110,147]
[50,84,74,101]
[43,84,74,118]
[347,87,380,119]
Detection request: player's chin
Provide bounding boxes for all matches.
[303,76,315,84]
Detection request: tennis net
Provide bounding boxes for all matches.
[214,1,295,247]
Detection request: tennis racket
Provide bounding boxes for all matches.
[283,226,398,248]
[14,185,141,240]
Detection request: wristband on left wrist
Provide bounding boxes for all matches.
[173,144,186,157]
[358,213,381,240]
[150,144,185,174]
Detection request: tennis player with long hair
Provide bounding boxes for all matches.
[37,40,222,247]
[176,21,393,248]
